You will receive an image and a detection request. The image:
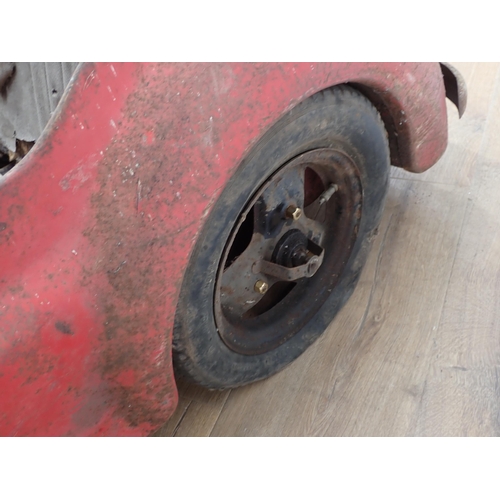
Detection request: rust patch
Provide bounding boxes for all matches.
[81,66,190,428]
[55,321,74,335]
[7,204,24,217]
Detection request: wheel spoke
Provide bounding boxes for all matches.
[253,167,305,236]
[295,215,327,247]
[219,234,278,316]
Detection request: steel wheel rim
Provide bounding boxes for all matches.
[214,148,363,355]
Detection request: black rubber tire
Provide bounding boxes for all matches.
[173,85,390,389]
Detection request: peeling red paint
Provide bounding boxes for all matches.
[0,63,454,436]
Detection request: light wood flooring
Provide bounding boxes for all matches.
[155,63,500,436]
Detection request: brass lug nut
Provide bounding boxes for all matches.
[285,205,302,221]
[254,280,269,295]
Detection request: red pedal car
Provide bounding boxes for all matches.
[0,63,466,436]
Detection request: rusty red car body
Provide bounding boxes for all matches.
[0,63,464,436]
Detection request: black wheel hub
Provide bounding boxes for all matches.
[272,229,309,267]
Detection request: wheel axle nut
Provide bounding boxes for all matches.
[254,280,269,294]
[285,205,302,220]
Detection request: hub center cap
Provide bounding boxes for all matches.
[272,229,309,267]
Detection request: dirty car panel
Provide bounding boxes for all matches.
[0,63,464,436]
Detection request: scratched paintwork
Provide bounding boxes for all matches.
[0,63,451,436]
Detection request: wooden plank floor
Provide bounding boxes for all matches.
[155,63,500,437]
